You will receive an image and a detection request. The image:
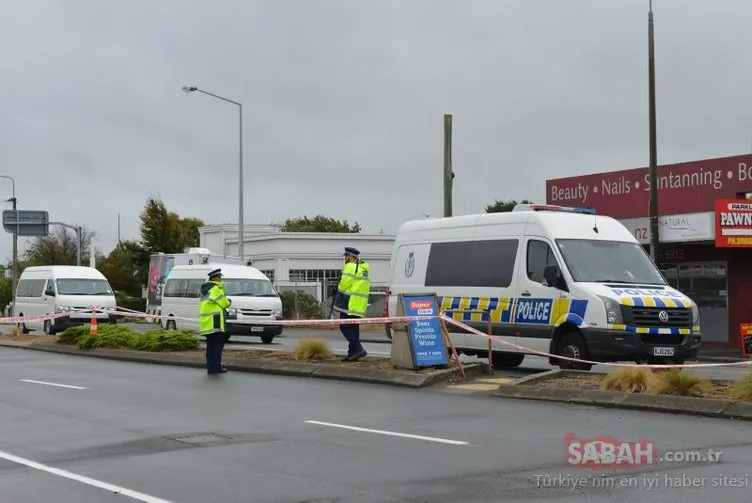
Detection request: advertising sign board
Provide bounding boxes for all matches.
[714,199,752,247]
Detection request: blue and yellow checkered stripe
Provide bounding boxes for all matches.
[437,296,589,327]
[619,296,692,308]
[609,324,698,335]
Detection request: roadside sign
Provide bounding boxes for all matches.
[2,210,49,236]
[740,323,752,357]
[399,293,449,367]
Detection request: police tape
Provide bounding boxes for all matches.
[111,305,436,326]
[0,307,106,325]
[439,314,751,369]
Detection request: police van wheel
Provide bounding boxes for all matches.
[558,333,592,371]
[165,319,176,330]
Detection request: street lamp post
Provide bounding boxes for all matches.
[182,86,244,260]
[0,176,17,313]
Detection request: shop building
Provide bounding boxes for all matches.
[546,153,752,348]
[198,224,396,312]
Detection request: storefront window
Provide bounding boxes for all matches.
[673,262,728,308]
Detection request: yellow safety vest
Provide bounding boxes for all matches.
[198,280,231,335]
[333,260,370,317]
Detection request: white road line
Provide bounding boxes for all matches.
[0,449,171,502]
[304,420,469,445]
[19,379,86,390]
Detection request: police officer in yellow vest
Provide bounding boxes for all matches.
[333,247,371,361]
[199,268,232,374]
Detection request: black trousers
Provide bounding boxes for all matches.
[205,332,226,370]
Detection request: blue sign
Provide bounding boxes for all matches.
[402,294,448,367]
[514,298,553,324]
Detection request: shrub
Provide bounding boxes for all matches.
[8,325,22,337]
[728,372,752,401]
[132,329,199,352]
[281,290,322,319]
[78,325,137,350]
[292,337,334,361]
[600,367,660,393]
[653,368,709,397]
[58,325,90,345]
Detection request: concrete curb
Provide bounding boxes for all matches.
[0,340,480,389]
[492,369,752,421]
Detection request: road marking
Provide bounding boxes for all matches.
[0,449,171,502]
[19,379,86,390]
[305,420,468,445]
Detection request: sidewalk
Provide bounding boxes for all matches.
[696,346,750,363]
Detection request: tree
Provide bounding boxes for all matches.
[139,196,205,253]
[96,240,147,296]
[21,226,95,266]
[280,215,361,233]
[485,199,532,213]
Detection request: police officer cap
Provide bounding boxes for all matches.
[344,247,360,257]
[208,268,222,278]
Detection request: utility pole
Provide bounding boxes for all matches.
[443,114,454,217]
[11,195,17,313]
[648,0,660,261]
[117,213,121,243]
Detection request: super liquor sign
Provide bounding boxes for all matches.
[715,199,752,247]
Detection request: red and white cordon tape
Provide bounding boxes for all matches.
[0,307,106,325]
[112,305,436,326]
[440,314,751,369]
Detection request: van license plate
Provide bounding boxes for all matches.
[653,347,675,356]
[251,327,263,332]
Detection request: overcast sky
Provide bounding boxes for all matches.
[1,0,751,260]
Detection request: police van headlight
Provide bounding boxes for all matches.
[227,308,237,316]
[272,308,282,318]
[597,296,623,325]
[691,302,700,325]
[55,306,71,313]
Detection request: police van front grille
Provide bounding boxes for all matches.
[639,334,686,345]
[623,306,691,328]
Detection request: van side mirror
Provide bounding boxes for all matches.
[45,288,55,297]
[543,265,567,290]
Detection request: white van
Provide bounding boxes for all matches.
[386,204,701,370]
[14,266,117,335]
[160,263,283,343]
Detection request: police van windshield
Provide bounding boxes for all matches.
[555,239,667,285]
[223,278,278,297]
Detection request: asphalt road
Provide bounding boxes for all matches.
[1,346,752,502]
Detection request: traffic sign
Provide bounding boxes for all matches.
[3,210,49,236]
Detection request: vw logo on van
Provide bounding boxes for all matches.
[404,252,415,278]
[658,310,669,323]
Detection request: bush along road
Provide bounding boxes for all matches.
[0,324,482,388]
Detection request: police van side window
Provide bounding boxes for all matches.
[184,280,203,298]
[16,279,30,297]
[526,240,558,284]
[425,239,518,287]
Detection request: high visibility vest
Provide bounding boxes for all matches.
[198,280,231,335]
[333,260,370,317]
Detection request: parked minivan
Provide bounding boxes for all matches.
[14,266,117,335]
[160,263,283,343]
[386,204,701,370]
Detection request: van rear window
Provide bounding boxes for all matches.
[425,239,518,287]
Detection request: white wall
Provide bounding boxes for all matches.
[198,226,396,287]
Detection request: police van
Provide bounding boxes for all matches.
[386,204,701,370]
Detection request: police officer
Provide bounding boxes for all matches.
[198,268,232,374]
[333,247,371,361]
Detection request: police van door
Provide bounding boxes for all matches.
[514,237,567,355]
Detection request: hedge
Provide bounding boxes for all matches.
[57,324,199,352]
[280,290,322,319]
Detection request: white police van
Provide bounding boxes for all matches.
[386,204,701,370]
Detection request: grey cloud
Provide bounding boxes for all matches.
[1,0,752,260]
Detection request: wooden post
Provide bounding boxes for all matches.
[443,114,453,217]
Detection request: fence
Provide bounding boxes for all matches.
[277,278,387,320]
